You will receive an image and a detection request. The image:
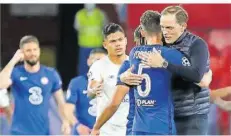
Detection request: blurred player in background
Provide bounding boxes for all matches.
[0,79,13,124]
[91,10,192,135]
[211,67,231,111]
[0,35,70,135]
[87,23,129,136]
[65,48,107,135]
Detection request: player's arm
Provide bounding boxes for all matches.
[210,86,231,112]
[51,70,71,134]
[210,86,231,101]
[65,78,80,126]
[92,85,130,131]
[0,50,23,88]
[53,89,69,123]
[213,97,231,112]
[87,62,103,99]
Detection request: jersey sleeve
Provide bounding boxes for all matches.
[88,61,102,82]
[66,78,79,104]
[116,60,130,86]
[166,39,209,83]
[51,69,63,93]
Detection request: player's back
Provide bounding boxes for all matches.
[10,65,61,135]
[129,44,187,135]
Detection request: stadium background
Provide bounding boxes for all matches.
[0,4,230,135]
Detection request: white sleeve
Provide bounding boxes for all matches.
[0,89,10,108]
[88,61,102,82]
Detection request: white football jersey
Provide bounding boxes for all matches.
[88,56,129,127]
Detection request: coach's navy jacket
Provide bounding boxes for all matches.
[164,30,210,117]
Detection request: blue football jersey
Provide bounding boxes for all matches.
[129,45,189,134]
[10,65,62,135]
[66,75,96,135]
[117,60,135,135]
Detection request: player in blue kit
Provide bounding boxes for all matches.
[125,25,145,135]
[91,10,191,135]
[0,35,70,135]
[65,48,107,135]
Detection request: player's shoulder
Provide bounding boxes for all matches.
[70,75,87,84]
[41,65,57,73]
[13,64,24,71]
[92,56,108,67]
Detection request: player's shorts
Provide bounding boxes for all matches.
[0,89,10,108]
[100,122,126,136]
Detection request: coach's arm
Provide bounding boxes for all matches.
[165,39,209,83]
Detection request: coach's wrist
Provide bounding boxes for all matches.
[161,59,168,68]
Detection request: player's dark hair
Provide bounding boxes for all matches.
[134,25,145,45]
[19,35,39,48]
[103,23,125,39]
[161,6,188,24]
[90,48,108,55]
[140,10,161,35]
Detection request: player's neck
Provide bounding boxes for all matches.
[146,38,162,46]
[24,62,40,73]
[108,54,127,65]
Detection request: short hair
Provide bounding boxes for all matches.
[134,25,142,40]
[103,23,125,39]
[161,6,189,24]
[140,10,161,34]
[89,48,108,56]
[19,35,39,48]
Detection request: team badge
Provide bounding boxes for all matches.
[41,77,49,85]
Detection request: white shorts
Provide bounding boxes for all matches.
[100,122,126,136]
[0,89,10,108]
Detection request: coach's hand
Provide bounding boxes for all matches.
[77,123,91,135]
[140,49,165,68]
[120,65,143,86]
[91,128,100,136]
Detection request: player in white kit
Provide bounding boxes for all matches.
[87,23,129,136]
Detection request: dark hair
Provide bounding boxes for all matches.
[19,35,39,48]
[161,6,188,24]
[140,10,161,35]
[103,23,125,39]
[134,25,145,45]
[134,25,142,40]
[90,48,108,55]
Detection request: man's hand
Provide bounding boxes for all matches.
[91,128,100,136]
[76,123,91,135]
[88,79,104,97]
[120,65,143,86]
[140,49,165,68]
[11,49,24,64]
[196,69,212,87]
[61,121,71,135]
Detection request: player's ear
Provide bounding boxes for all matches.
[103,40,107,50]
[124,37,127,46]
[181,23,187,32]
[140,29,146,37]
